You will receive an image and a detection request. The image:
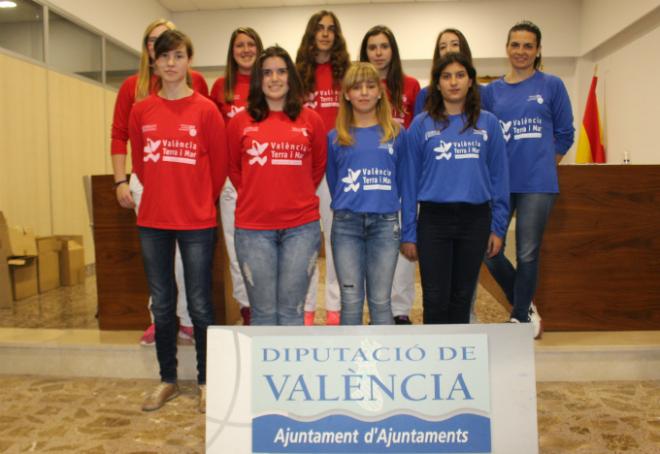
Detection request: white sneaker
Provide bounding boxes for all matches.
[529,303,543,340]
[507,317,520,323]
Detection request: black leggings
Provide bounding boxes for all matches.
[417,202,490,324]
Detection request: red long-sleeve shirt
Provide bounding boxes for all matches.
[210,73,251,124]
[128,92,228,230]
[111,70,209,155]
[227,108,327,230]
[304,63,340,134]
[387,75,421,129]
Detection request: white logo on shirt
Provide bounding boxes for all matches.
[143,138,161,162]
[178,124,197,137]
[292,127,309,137]
[527,94,544,104]
[247,140,269,166]
[473,129,488,141]
[434,141,453,160]
[377,141,395,155]
[304,93,318,109]
[342,168,361,192]
[499,120,513,142]
[228,105,245,118]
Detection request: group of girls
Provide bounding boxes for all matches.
[110,12,574,412]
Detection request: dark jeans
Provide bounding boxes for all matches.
[417,202,491,324]
[138,227,216,385]
[484,193,556,321]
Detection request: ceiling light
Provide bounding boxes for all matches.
[0,1,18,8]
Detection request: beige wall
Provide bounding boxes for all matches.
[0,52,117,264]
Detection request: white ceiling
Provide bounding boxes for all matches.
[157,0,479,12]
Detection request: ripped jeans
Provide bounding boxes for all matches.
[331,211,399,325]
[234,221,320,325]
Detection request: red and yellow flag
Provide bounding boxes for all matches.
[576,76,606,163]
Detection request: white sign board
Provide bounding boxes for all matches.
[206,324,537,453]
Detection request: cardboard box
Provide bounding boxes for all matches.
[36,236,62,293]
[7,226,37,257]
[58,235,85,286]
[8,257,38,300]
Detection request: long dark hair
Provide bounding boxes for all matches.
[224,27,263,103]
[295,10,350,94]
[359,25,405,113]
[427,52,480,132]
[507,20,542,70]
[248,46,304,122]
[424,28,473,113]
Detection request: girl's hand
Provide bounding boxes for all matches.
[116,183,136,209]
[487,233,503,258]
[400,242,418,262]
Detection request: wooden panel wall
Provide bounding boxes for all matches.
[0,52,120,265]
[481,165,660,331]
[48,70,107,265]
[0,54,51,235]
[92,175,233,329]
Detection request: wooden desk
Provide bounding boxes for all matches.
[481,165,660,331]
[92,174,234,330]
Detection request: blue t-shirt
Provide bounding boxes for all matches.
[401,111,510,243]
[481,71,574,193]
[326,125,405,214]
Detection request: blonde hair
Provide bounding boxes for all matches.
[335,62,400,146]
[136,18,176,100]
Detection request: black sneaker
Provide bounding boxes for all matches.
[394,315,412,325]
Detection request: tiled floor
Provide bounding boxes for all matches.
[0,266,658,453]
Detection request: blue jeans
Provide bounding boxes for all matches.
[138,227,216,385]
[331,211,399,325]
[234,221,320,326]
[484,193,556,321]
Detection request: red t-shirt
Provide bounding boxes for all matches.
[304,63,340,134]
[210,73,251,124]
[111,70,209,155]
[227,108,327,230]
[385,75,421,129]
[128,92,228,230]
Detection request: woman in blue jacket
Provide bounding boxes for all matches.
[481,21,575,338]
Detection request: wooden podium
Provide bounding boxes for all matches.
[481,165,660,331]
[92,175,237,330]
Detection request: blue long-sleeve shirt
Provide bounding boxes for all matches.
[326,125,405,213]
[401,111,510,243]
[481,71,574,193]
[413,86,430,117]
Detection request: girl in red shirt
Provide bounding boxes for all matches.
[295,10,350,325]
[210,27,263,327]
[129,30,228,413]
[227,46,326,326]
[110,18,209,345]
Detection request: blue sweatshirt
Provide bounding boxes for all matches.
[481,71,574,193]
[401,111,510,243]
[413,86,430,117]
[326,125,405,214]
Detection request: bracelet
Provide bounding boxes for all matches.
[113,179,128,189]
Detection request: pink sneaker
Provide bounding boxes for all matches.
[304,311,315,326]
[326,311,340,326]
[140,324,155,346]
[178,325,194,343]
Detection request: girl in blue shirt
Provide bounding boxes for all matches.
[401,52,509,324]
[414,28,474,117]
[327,62,405,325]
[481,21,575,338]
